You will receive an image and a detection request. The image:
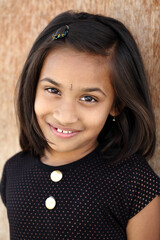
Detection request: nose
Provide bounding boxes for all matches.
[53,100,78,125]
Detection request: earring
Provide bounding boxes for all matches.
[112,116,116,121]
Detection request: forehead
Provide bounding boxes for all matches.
[39,47,112,90]
[43,47,107,68]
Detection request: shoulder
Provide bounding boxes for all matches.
[117,153,151,169]
[4,151,35,172]
[117,153,160,196]
[100,153,155,182]
[120,154,160,219]
[0,151,35,206]
[99,153,160,227]
[112,153,159,179]
[121,153,160,183]
[100,152,160,207]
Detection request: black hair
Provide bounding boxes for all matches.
[16,10,156,162]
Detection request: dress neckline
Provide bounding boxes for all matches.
[34,144,101,172]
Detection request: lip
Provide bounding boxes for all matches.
[48,123,81,139]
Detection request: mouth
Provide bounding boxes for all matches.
[48,124,81,138]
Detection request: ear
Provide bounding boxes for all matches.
[109,105,119,117]
[110,101,125,117]
[110,110,116,117]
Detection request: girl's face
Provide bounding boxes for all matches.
[34,47,115,157]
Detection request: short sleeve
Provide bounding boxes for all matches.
[128,155,160,219]
[0,163,7,206]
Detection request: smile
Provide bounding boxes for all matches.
[48,124,81,138]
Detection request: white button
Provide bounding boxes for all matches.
[51,170,63,182]
[45,196,56,209]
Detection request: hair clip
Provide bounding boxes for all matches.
[52,25,69,40]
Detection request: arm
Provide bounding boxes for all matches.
[126,196,160,240]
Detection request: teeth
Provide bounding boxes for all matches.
[63,130,68,134]
[57,128,73,134]
[57,128,62,133]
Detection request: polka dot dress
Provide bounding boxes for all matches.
[1,147,160,240]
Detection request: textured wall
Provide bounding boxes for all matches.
[0,0,160,239]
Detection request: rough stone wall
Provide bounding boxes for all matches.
[0,0,159,239]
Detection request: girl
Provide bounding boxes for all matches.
[0,10,160,240]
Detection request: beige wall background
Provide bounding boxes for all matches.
[0,0,160,239]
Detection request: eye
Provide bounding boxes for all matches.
[81,96,97,103]
[46,88,61,95]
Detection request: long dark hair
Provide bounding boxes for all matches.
[16,10,156,162]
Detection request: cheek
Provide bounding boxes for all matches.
[34,98,41,118]
[34,97,47,123]
[85,108,110,131]
[34,92,50,117]
[85,99,114,132]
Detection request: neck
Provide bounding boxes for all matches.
[41,142,98,167]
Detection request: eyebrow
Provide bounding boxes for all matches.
[81,87,106,96]
[40,78,62,87]
[40,78,106,96]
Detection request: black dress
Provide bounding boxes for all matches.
[0,146,160,240]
